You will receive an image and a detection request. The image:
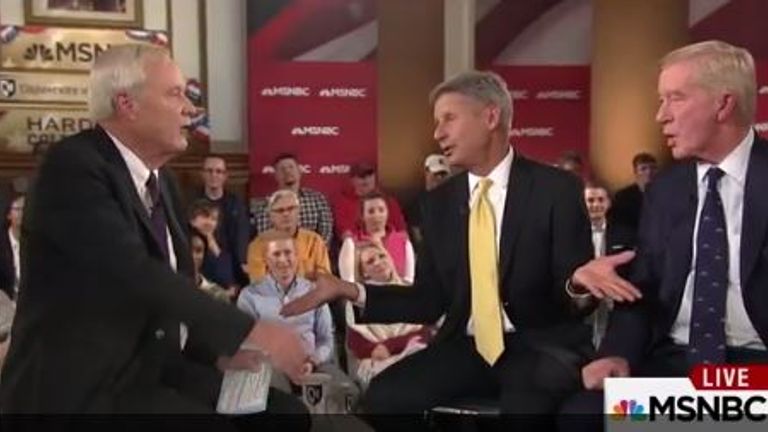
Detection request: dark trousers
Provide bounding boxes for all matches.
[558,343,768,432]
[362,333,588,431]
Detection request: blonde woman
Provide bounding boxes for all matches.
[345,241,430,387]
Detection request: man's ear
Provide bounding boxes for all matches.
[484,104,501,130]
[715,92,737,123]
[113,92,137,119]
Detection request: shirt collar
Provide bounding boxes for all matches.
[106,130,156,193]
[468,146,514,195]
[696,128,753,187]
[7,228,18,249]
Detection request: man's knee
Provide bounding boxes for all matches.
[362,374,425,414]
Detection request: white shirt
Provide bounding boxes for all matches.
[669,129,765,350]
[465,147,515,333]
[108,131,177,272]
[8,229,20,294]
[591,220,607,258]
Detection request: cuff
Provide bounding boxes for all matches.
[565,278,592,299]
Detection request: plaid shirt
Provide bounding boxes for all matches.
[251,187,334,244]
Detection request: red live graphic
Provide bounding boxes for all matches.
[689,365,768,390]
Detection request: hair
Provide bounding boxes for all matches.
[661,40,756,126]
[632,152,657,168]
[583,181,609,195]
[354,240,401,284]
[266,189,300,212]
[359,191,388,217]
[273,152,298,167]
[187,199,219,221]
[203,154,226,166]
[429,70,513,134]
[89,44,171,121]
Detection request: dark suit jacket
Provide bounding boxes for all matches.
[360,154,595,352]
[0,228,14,300]
[0,127,254,413]
[609,183,644,234]
[600,136,768,369]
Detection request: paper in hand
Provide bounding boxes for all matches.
[216,361,272,414]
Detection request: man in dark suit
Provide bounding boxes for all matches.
[0,44,308,417]
[608,152,658,234]
[283,71,636,428]
[562,40,768,430]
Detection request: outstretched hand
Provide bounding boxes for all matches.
[281,273,360,317]
[571,250,642,302]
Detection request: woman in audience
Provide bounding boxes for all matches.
[1,193,24,300]
[189,227,233,302]
[338,192,415,283]
[188,199,237,292]
[345,241,430,387]
[246,189,331,282]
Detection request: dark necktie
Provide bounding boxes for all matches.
[146,173,169,261]
[688,167,728,365]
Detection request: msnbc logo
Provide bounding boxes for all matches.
[612,399,647,421]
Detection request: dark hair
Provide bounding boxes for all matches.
[273,152,298,166]
[559,150,583,165]
[188,199,218,221]
[632,152,657,168]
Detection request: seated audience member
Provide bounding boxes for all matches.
[246,189,331,282]
[237,231,357,396]
[193,155,250,286]
[0,290,14,373]
[252,154,334,244]
[188,199,237,292]
[332,162,407,241]
[609,152,659,234]
[338,192,415,284]
[406,154,452,248]
[582,183,636,348]
[189,227,233,303]
[345,241,431,388]
[0,194,24,300]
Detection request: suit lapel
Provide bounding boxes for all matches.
[92,126,170,259]
[499,156,533,285]
[740,138,768,288]
[666,163,698,303]
[159,169,193,277]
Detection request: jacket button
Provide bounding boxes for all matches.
[154,329,165,339]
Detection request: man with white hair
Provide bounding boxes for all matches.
[0,44,309,420]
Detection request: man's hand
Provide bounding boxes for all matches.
[243,320,308,383]
[571,251,642,302]
[280,273,360,317]
[582,356,630,390]
[371,344,391,361]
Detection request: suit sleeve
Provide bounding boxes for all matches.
[32,144,253,357]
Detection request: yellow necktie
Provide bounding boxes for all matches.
[469,178,504,365]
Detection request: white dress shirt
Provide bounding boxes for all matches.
[590,220,607,258]
[669,129,765,350]
[108,132,177,272]
[8,229,20,295]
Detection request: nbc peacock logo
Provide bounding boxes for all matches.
[611,399,647,421]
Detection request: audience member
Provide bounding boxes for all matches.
[238,231,357,398]
[0,194,23,300]
[188,198,237,295]
[189,227,233,303]
[252,153,334,245]
[332,162,407,241]
[194,155,251,287]
[609,152,659,233]
[338,192,415,284]
[246,189,331,282]
[557,150,586,180]
[345,241,431,388]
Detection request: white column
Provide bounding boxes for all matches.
[443,0,475,78]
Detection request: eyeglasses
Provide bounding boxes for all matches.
[270,205,298,214]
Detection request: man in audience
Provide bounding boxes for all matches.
[283,70,635,429]
[406,153,452,248]
[562,40,768,430]
[609,152,658,233]
[332,162,407,241]
[238,231,357,398]
[252,153,334,245]
[0,44,308,419]
[194,155,250,287]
